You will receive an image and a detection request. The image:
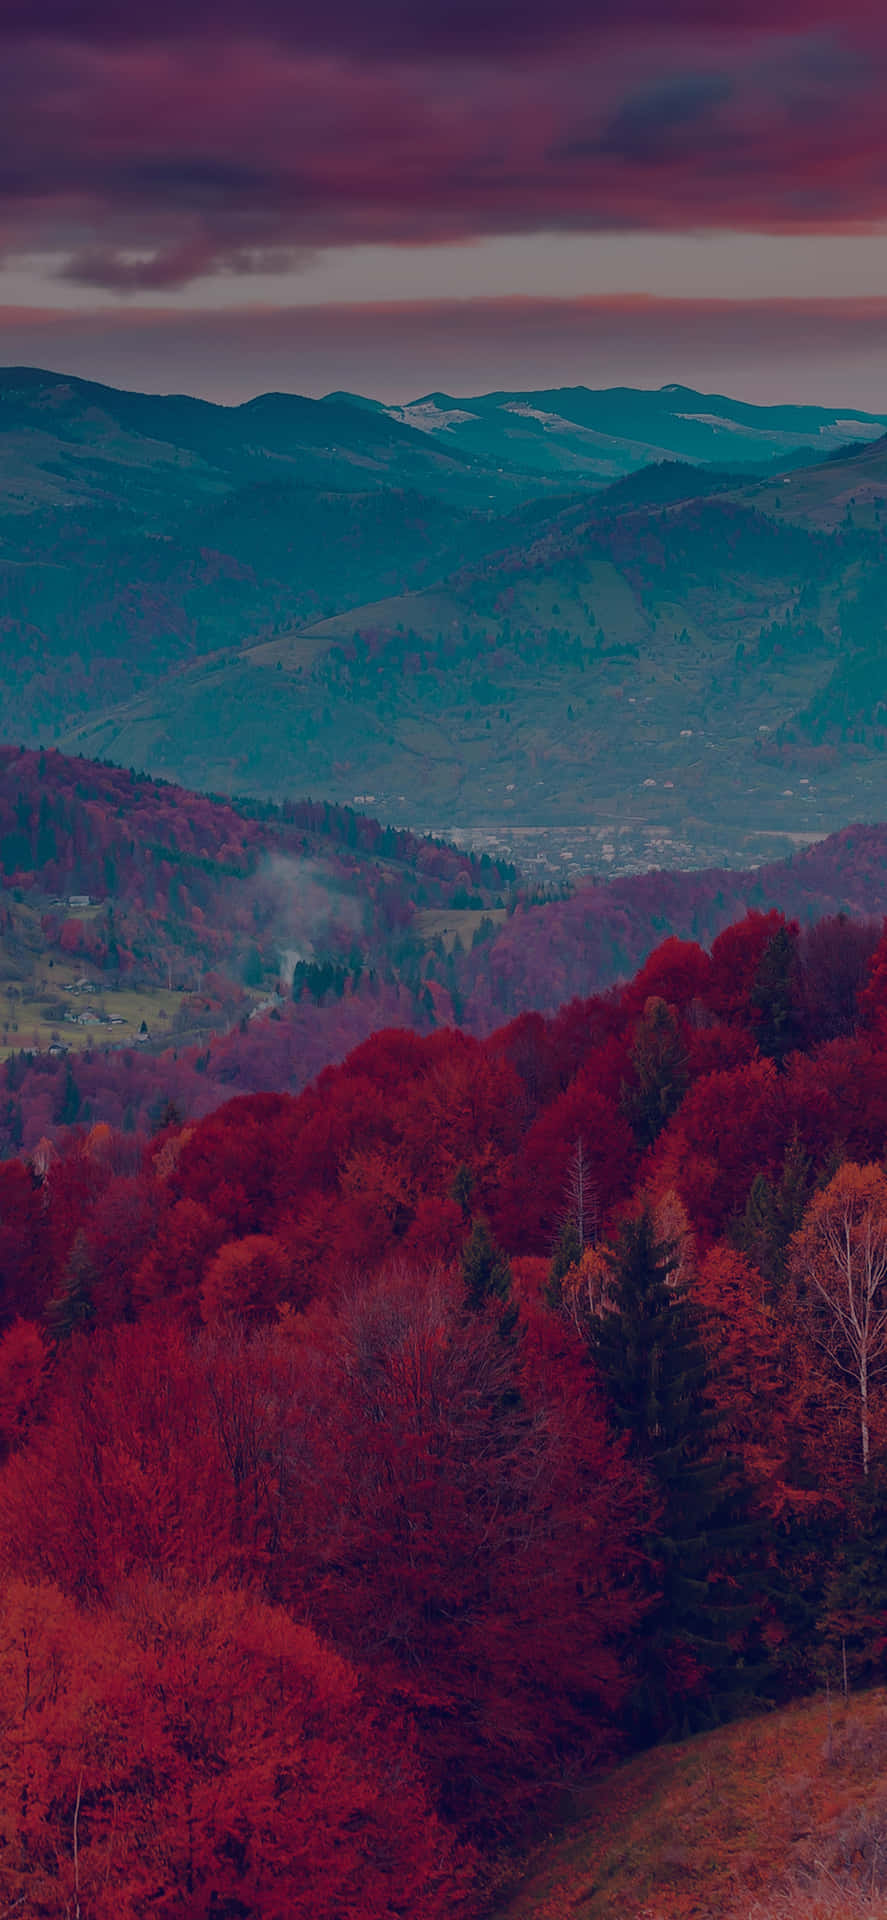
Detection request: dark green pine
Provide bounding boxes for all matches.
[590,1206,767,1738]
[732,1129,811,1299]
[44,1229,96,1347]
[461,1217,518,1343]
[751,923,801,1065]
[620,996,689,1148]
[546,1215,582,1309]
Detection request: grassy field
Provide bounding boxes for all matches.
[0,904,208,1058]
[493,1689,887,1920]
[0,972,191,1058]
[413,906,509,954]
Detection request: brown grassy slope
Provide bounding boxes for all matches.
[493,1690,887,1920]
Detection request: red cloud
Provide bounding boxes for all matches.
[0,16,885,286]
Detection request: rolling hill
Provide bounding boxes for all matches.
[59,430,887,867]
[5,367,887,867]
[0,365,581,742]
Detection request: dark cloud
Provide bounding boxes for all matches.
[117,158,276,205]
[0,11,882,288]
[599,74,735,164]
[0,0,881,61]
[58,244,224,291]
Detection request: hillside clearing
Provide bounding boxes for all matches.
[414,906,508,953]
[493,1690,887,1920]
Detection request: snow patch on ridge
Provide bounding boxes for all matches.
[387,402,476,434]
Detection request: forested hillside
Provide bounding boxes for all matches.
[61,427,887,864]
[449,821,887,1027]
[0,744,511,979]
[0,365,570,744]
[0,746,515,1147]
[8,370,887,867]
[10,749,887,1158]
[4,905,887,1911]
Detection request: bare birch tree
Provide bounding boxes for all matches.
[790,1162,887,1476]
[565,1136,598,1253]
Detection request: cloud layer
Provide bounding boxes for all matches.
[3,295,887,407]
[1,1,879,55]
[1,5,886,293]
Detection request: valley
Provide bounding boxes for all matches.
[433,819,826,881]
[5,367,887,871]
[7,743,887,1157]
[59,468,887,871]
[12,3,887,1914]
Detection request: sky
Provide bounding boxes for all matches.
[3,1,887,404]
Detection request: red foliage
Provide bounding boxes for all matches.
[200,1233,294,1323]
[281,1267,649,1834]
[621,935,713,1017]
[783,1040,887,1166]
[4,902,887,1896]
[0,1160,46,1324]
[707,910,788,1023]
[651,1058,786,1242]
[498,1071,636,1253]
[0,1575,464,1920]
[859,920,887,1039]
[0,1321,46,1463]
[693,1244,794,1515]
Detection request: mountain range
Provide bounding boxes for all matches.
[61,419,887,868]
[5,365,887,867]
[332,380,887,478]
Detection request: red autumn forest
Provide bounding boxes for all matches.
[3,898,887,1913]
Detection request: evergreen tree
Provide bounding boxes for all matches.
[546,1216,582,1309]
[242,945,264,988]
[772,1127,812,1276]
[44,1230,95,1347]
[751,924,800,1065]
[56,1065,81,1127]
[0,1096,22,1151]
[732,1171,777,1281]
[766,1507,836,1702]
[449,1162,475,1222]
[733,1130,811,1297]
[461,1218,512,1313]
[590,1207,764,1737]
[461,1218,517,1341]
[620,997,689,1148]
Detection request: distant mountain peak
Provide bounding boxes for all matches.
[320,390,388,413]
